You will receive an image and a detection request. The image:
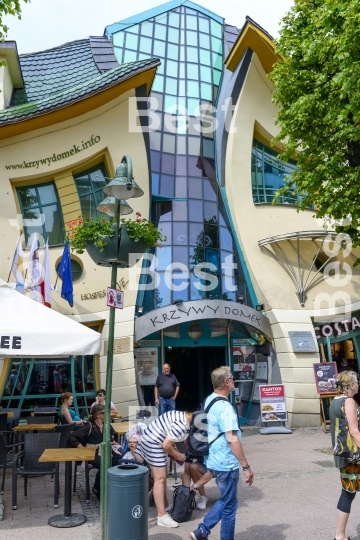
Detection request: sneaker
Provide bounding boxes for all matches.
[189,529,208,540]
[157,514,179,528]
[196,496,208,510]
[165,504,173,513]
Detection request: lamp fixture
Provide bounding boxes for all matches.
[103,156,144,200]
[135,305,143,314]
[96,196,133,217]
[172,299,184,305]
[256,303,265,311]
[237,295,245,304]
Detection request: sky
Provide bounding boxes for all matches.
[4,0,294,55]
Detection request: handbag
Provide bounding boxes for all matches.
[84,423,102,456]
[333,397,360,463]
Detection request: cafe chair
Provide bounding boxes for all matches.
[0,413,11,445]
[27,416,55,424]
[54,423,74,448]
[0,433,24,494]
[73,459,92,504]
[12,432,61,510]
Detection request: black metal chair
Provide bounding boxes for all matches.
[0,413,11,444]
[12,432,61,510]
[0,433,24,494]
[54,423,74,448]
[27,416,55,424]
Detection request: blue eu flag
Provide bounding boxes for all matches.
[58,241,73,307]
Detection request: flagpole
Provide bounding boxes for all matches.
[7,234,22,282]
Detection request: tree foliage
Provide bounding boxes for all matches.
[270,0,360,246]
[0,1,29,41]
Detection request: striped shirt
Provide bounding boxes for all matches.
[142,410,189,447]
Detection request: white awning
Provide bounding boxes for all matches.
[0,280,101,357]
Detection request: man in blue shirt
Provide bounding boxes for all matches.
[190,366,254,540]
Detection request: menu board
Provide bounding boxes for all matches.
[134,348,159,385]
[233,342,256,382]
[259,385,288,422]
[313,362,337,394]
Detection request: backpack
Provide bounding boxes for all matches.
[170,485,196,523]
[187,396,229,456]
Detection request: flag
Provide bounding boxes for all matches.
[10,236,24,293]
[40,240,51,307]
[28,233,43,303]
[58,241,73,307]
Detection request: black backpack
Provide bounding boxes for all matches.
[187,396,229,456]
[171,485,196,523]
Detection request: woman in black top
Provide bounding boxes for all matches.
[69,403,120,499]
[330,370,360,540]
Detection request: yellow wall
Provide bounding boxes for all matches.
[0,88,150,415]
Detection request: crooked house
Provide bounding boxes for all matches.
[1,0,360,427]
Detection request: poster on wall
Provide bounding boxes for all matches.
[259,385,288,422]
[134,348,158,385]
[313,362,337,394]
[233,341,256,381]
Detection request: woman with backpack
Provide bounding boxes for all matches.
[139,410,192,528]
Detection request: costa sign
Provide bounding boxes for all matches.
[315,316,360,339]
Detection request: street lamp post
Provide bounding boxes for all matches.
[96,155,144,540]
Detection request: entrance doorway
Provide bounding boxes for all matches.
[165,346,226,411]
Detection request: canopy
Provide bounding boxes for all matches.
[0,280,101,357]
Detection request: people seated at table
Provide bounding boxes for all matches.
[69,403,120,500]
[60,392,85,427]
[91,388,118,414]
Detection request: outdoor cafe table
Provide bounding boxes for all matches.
[39,447,95,528]
[112,421,135,442]
[13,423,58,442]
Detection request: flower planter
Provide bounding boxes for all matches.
[86,225,147,268]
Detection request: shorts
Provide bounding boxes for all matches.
[185,453,207,473]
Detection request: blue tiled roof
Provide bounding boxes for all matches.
[1,58,160,125]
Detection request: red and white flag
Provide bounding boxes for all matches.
[28,233,43,304]
[10,235,25,293]
[41,240,51,308]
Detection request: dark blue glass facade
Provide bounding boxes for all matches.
[106,3,252,312]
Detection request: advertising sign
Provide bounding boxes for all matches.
[107,287,124,309]
[259,385,288,422]
[134,348,158,385]
[233,343,256,381]
[313,362,338,394]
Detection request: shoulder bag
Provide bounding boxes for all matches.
[85,422,101,456]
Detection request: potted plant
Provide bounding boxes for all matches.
[66,213,166,267]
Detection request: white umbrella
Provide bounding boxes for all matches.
[0,279,101,357]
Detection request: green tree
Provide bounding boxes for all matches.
[270,0,360,248]
[0,1,29,41]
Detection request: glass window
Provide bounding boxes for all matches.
[154,40,166,57]
[125,33,138,50]
[188,156,202,177]
[252,139,297,204]
[157,221,171,245]
[200,82,212,100]
[212,52,223,70]
[204,201,217,220]
[155,13,167,25]
[186,15,197,30]
[187,30,198,47]
[127,24,139,35]
[161,153,175,174]
[17,183,64,246]
[166,59,178,77]
[189,199,203,222]
[173,246,189,267]
[176,155,187,175]
[210,19,222,38]
[163,133,176,153]
[154,23,166,40]
[179,62,185,78]
[178,80,186,96]
[168,43,179,60]
[202,138,215,158]
[151,150,161,172]
[206,248,220,272]
[189,177,202,199]
[73,164,108,221]
[213,69,221,85]
[157,201,172,222]
[152,172,160,194]
[186,46,198,63]
[187,63,199,79]
[219,226,233,251]
[56,258,83,281]
[113,32,124,47]
[160,174,175,197]
[156,246,172,271]
[200,65,212,82]
[211,36,222,54]
[204,224,219,248]
[169,11,180,27]
[124,49,137,63]
[157,60,165,74]
[168,27,179,44]
[173,200,188,221]
[152,74,164,93]
[139,35,152,53]
[173,222,188,245]
[199,33,210,49]
[203,178,217,200]
[200,49,211,66]
[141,21,153,37]
[180,46,185,61]
[199,18,209,34]
[175,175,187,197]
[165,77,177,95]
[190,271,205,300]
[188,136,200,155]
[150,132,161,151]
[172,284,189,303]
[155,274,171,307]
[113,47,123,63]
[164,94,178,112]
[187,81,199,98]
[189,222,204,246]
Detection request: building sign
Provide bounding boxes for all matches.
[135,300,272,341]
[231,338,258,346]
[81,279,129,301]
[134,340,161,347]
[288,331,318,353]
[259,385,288,422]
[313,362,337,394]
[234,343,256,382]
[107,288,124,309]
[315,316,360,339]
[134,348,158,385]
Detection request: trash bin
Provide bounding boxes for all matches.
[107,463,149,540]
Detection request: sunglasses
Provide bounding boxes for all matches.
[97,393,104,397]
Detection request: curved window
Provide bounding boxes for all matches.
[251,139,297,205]
[56,258,83,282]
[73,164,108,219]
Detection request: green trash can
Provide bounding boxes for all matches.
[107,464,149,540]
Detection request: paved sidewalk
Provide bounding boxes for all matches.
[1,426,359,540]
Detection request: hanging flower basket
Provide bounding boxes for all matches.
[66,213,166,268]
